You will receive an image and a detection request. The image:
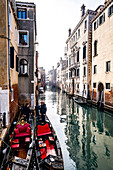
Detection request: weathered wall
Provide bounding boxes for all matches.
[17,4,36,107]
[0,0,9,88]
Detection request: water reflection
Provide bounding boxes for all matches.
[44,90,113,170]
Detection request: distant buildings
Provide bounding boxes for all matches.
[66,5,96,97]
[47,1,113,110]
[38,67,46,90]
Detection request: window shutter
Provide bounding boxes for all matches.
[10,47,14,69]
[25,8,27,19]
[16,55,18,72]
[103,13,105,22]
[108,7,110,17]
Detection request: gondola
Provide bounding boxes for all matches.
[73,97,87,105]
[2,116,34,170]
[35,114,64,170]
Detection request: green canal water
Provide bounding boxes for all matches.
[39,89,113,170]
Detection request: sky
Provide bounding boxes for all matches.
[19,0,104,72]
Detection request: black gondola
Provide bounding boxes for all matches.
[2,117,34,170]
[35,115,64,170]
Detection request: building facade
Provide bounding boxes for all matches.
[38,67,46,90]
[92,0,113,108]
[16,1,37,108]
[66,5,96,98]
[0,0,18,126]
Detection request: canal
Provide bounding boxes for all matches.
[38,89,113,170]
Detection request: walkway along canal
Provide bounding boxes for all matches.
[38,89,113,170]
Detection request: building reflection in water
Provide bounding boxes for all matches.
[55,91,113,170]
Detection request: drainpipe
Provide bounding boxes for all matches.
[7,0,11,91]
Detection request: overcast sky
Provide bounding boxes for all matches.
[19,0,104,72]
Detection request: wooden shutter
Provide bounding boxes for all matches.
[10,47,14,69]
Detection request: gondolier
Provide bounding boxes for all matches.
[40,101,47,122]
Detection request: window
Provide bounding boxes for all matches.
[19,31,29,46]
[15,27,17,42]
[75,69,77,76]
[106,61,110,72]
[94,22,97,30]
[10,47,14,69]
[9,9,12,31]
[11,89,13,101]
[76,32,77,39]
[84,20,87,30]
[108,5,113,17]
[20,59,28,75]
[77,51,79,62]
[66,60,68,67]
[106,83,110,90]
[83,45,86,59]
[94,65,97,74]
[69,58,71,66]
[77,68,79,77]
[83,66,86,76]
[94,40,98,56]
[99,13,105,25]
[78,29,80,37]
[93,83,96,88]
[16,55,18,72]
[17,8,27,19]
[69,71,72,78]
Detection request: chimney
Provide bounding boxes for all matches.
[81,4,86,17]
[104,0,108,4]
[68,28,71,37]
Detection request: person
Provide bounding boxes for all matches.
[40,101,47,122]
[35,105,41,117]
[23,103,31,122]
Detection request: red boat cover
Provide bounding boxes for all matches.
[37,123,51,136]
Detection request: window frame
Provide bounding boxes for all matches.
[11,88,14,102]
[83,66,86,76]
[18,30,29,47]
[83,45,86,59]
[93,83,96,89]
[105,83,110,90]
[17,8,27,19]
[94,65,97,74]
[108,5,113,17]
[94,40,98,56]
[77,51,79,62]
[106,61,110,72]
[19,59,29,76]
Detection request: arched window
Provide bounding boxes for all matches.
[20,59,28,75]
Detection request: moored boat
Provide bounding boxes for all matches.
[35,115,64,170]
[2,117,34,170]
[73,97,87,105]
